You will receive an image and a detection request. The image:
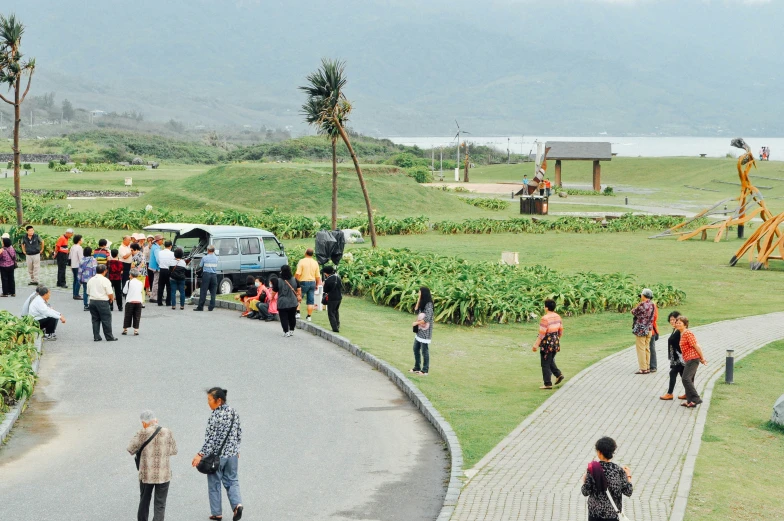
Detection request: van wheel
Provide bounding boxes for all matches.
[218,277,234,295]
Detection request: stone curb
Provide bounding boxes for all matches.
[220,299,462,521]
[0,335,43,446]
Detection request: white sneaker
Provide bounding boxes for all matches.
[284,331,292,337]
[295,313,301,319]
[306,316,312,322]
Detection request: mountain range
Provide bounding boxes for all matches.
[4,0,784,136]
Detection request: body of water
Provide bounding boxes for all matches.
[386,136,783,159]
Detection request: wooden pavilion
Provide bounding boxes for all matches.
[545,141,612,191]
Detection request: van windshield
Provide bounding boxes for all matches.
[173,237,201,256]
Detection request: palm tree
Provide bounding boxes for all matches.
[302,97,342,231]
[300,59,378,247]
[0,13,35,226]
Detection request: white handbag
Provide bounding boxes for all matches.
[605,489,631,521]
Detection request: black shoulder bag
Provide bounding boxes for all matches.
[197,412,235,475]
[135,426,162,470]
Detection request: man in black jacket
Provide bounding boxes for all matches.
[322,265,343,333]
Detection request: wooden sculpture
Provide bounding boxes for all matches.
[515,147,551,196]
[729,208,784,269]
[652,138,774,242]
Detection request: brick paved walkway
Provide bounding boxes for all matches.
[451,312,784,521]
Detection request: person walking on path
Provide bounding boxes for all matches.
[660,311,685,401]
[0,236,17,297]
[649,298,660,373]
[272,264,300,337]
[54,228,73,288]
[156,240,174,307]
[122,268,145,335]
[77,246,97,311]
[119,235,134,288]
[409,286,434,376]
[25,286,66,340]
[321,265,343,333]
[191,387,244,521]
[93,239,111,266]
[675,316,708,408]
[581,437,633,521]
[21,225,43,286]
[148,235,162,303]
[69,234,85,301]
[127,410,178,521]
[169,248,187,310]
[108,249,124,312]
[87,264,118,342]
[195,245,219,312]
[294,248,321,322]
[531,298,565,389]
[631,288,656,374]
[130,243,147,304]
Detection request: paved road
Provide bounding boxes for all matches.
[450,312,784,521]
[0,289,447,520]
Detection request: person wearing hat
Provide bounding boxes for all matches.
[631,288,656,374]
[54,229,74,288]
[118,236,134,287]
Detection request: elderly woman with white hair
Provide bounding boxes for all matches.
[127,410,178,521]
[123,268,145,336]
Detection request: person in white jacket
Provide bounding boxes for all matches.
[123,268,146,336]
[25,286,66,340]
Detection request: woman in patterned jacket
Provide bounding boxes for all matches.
[581,437,633,521]
[192,387,244,521]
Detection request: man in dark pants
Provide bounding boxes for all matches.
[156,241,174,307]
[532,299,565,390]
[54,229,73,288]
[127,410,178,521]
[86,264,118,341]
[322,265,343,333]
[194,245,218,311]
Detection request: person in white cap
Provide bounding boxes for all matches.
[631,288,655,374]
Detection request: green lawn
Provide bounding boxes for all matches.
[470,158,784,213]
[282,230,784,467]
[685,340,784,521]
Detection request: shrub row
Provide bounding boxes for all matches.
[286,247,685,326]
[459,197,510,211]
[0,311,40,413]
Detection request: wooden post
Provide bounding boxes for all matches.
[592,160,601,192]
[555,160,562,187]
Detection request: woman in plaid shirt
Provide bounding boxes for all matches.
[674,316,708,408]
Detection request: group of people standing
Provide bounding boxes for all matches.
[759,146,772,161]
[631,288,708,408]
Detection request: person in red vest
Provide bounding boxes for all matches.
[54,229,73,288]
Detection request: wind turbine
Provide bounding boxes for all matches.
[453,120,470,182]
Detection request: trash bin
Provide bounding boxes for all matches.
[520,196,549,215]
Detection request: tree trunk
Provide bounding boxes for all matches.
[463,148,470,183]
[334,118,377,247]
[13,76,23,226]
[331,136,338,231]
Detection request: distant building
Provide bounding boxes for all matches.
[90,110,107,118]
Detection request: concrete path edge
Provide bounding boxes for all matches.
[0,335,43,446]
[222,300,463,521]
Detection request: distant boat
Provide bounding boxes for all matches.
[599,132,608,135]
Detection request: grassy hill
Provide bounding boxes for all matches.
[140,163,490,219]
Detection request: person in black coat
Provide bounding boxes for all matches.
[321,265,343,333]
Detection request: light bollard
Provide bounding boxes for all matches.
[725,348,735,384]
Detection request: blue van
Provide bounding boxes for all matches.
[144,223,288,294]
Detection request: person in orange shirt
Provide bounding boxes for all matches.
[54,229,74,288]
[649,299,660,373]
[532,299,565,389]
[294,248,321,321]
[545,178,552,197]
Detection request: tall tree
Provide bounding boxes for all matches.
[0,13,35,226]
[302,97,343,230]
[300,59,378,247]
[61,98,74,121]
